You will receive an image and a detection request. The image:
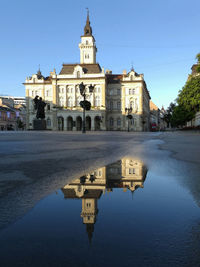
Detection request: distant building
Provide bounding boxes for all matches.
[0,97,26,130]
[150,101,160,131]
[0,96,26,106]
[24,12,150,131]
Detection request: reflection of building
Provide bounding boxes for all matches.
[24,12,150,131]
[61,157,147,242]
[106,157,147,192]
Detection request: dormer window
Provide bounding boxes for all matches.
[86,40,88,45]
[77,71,80,78]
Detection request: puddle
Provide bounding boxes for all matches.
[61,157,147,239]
[0,156,200,267]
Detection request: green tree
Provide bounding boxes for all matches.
[163,102,176,127]
[170,105,193,127]
[177,75,200,116]
[196,53,200,73]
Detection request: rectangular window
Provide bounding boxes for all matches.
[117,101,121,110]
[117,89,120,95]
[132,89,135,94]
[129,168,135,174]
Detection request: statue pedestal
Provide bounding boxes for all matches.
[33,119,46,130]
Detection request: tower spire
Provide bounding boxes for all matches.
[86,8,89,24]
[37,64,42,77]
[84,8,92,36]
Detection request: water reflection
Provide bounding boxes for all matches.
[61,157,147,242]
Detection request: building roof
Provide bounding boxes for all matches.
[106,74,122,84]
[150,100,159,111]
[61,188,103,199]
[0,105,16,112]
[59,64,102,75]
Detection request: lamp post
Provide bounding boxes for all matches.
[79,82,94,133]
[125,107,133,132]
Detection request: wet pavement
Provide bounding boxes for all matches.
[0,131,200,266]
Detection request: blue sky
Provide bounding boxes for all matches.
[0,0,199,108]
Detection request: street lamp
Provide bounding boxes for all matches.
[79,82,94,133]
[125,107,133,132]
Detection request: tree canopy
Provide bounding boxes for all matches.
[165,53,200,127]
[177,76,200,114]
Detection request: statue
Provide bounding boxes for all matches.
[33,96,46,119]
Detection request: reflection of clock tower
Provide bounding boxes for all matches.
[79,10,97,64]
[81,198,98,243]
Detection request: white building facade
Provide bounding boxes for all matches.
[24,13,150,131]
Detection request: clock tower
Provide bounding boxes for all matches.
[79,11,97,64]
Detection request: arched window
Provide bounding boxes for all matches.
[67,97,73,107]
[131,118,134,125]
[130,99,134,109]
[47,118,51,126]
[130,75,133,81]
[59,97,64,107]
[110,117,114,126]
[110,101,113,110]
[117,118,121,126]
[76,96,82,106]
[86,40,88,45]
[75,86,79,93]
[117,101,121,110]
[95,96,100,107]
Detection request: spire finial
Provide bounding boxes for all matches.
[86,7,89,18]
[84,8,92,36]
[131,61,134,71]
[37,64,41,76]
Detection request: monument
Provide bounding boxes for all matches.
[33,96,47,130]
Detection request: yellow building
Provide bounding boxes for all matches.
[24,12,150,131]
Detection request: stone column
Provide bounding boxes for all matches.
[101,82,106,108]
[64,117,67,131]
[25,89,30,130]
[72,115,76,131]
[52,109,58,130]
[91,116,95,131]
[101,112,106,130]
[52,79,57,105]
